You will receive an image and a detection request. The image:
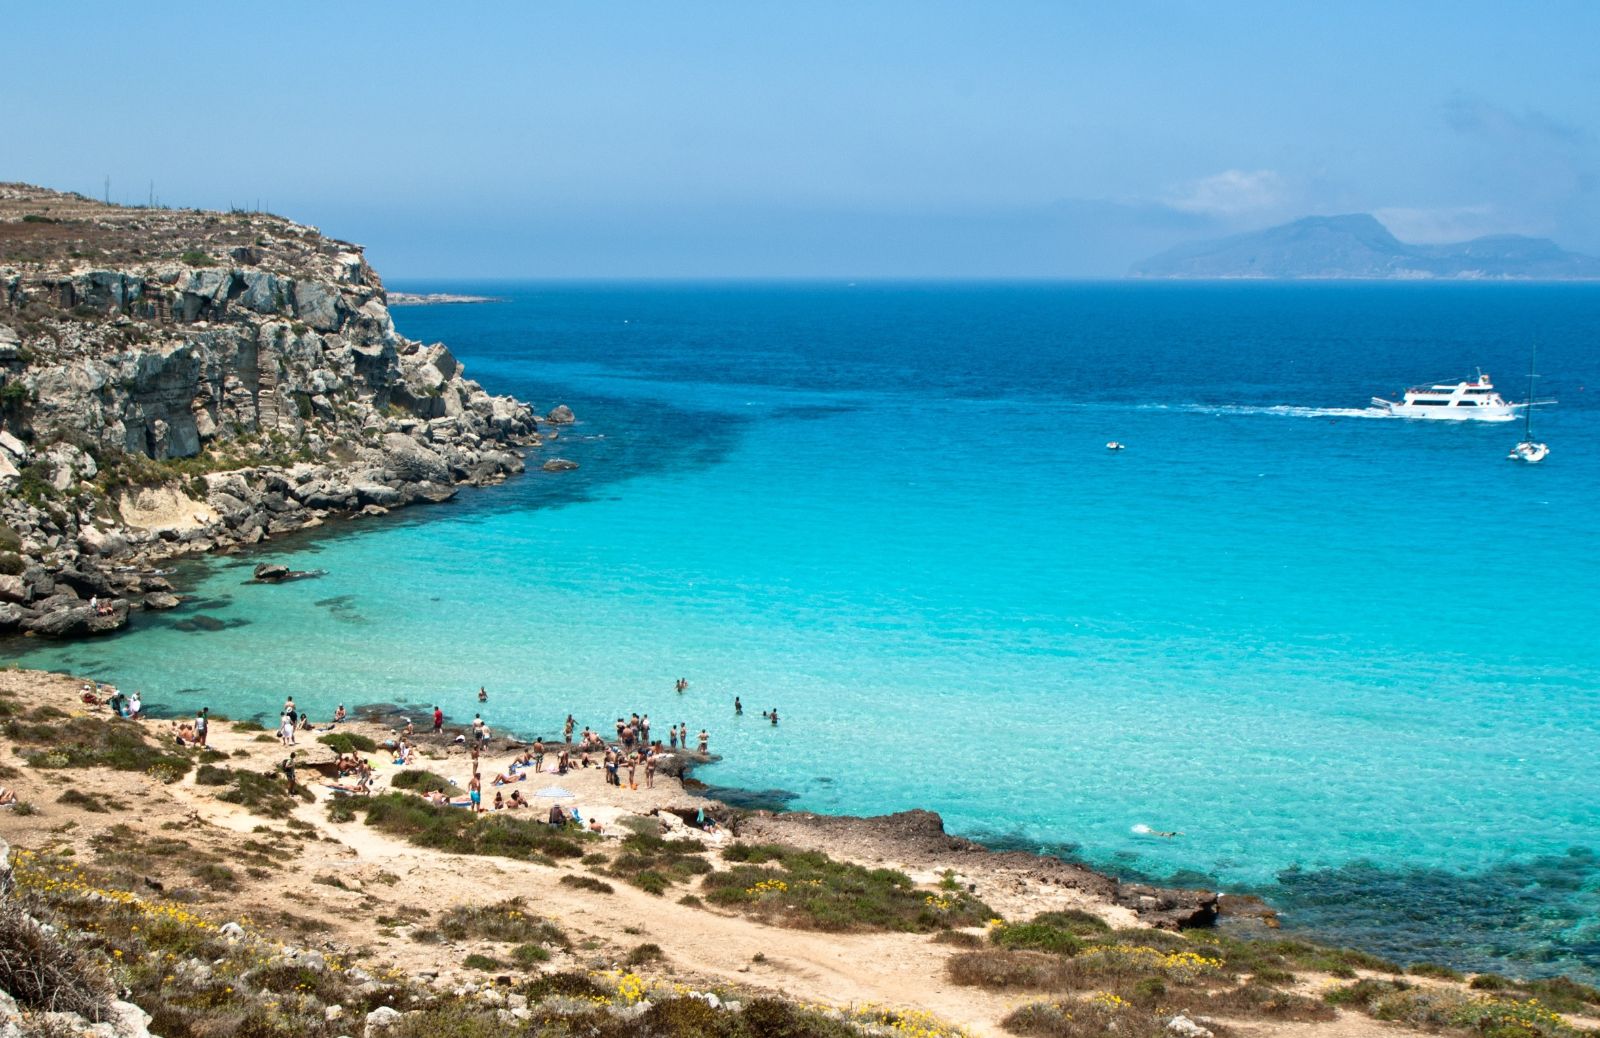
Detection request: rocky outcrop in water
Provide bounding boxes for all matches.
[0,184,569,639]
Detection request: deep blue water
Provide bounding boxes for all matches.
[15,281,1600,978]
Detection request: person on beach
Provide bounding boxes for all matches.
[734,696,742,715]
[472,714,486,745]
[678,722,688,749]
[564,715,575,743]
[508,789,528,809]
[127,691,142,720]
[490,768,524,786]
[279,713,294,746]
[281,750,298,794]
[697,728,709,753]
[0,786,16,807]
[532,739,546,772]
[468,773,482,812]
[432,705,443,733]
[626,753,638,790]
[556,749,571,774]
[492,791,505,811]
[644,749,657,789]
[333,704,346,723]
[194,708,209,747]
[669,727,678,750]
[640,714,651,745]
[478,686,488,703]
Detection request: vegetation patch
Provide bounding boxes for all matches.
[702,842,993,932]
[352,793,591,862]
[605,832,713,894]
[12,714,193,781]
[388,769,458,794]
[317,731,377,755]
[199,764,307,818]
[559,873,615,894]
[1327,977,1583,1038]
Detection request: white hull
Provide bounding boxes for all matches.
[1371,399,1520,422]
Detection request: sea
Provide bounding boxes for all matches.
[11,281,1600,979]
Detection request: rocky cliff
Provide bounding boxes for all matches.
[0,184,565,639]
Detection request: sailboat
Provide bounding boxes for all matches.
[1507,350,1549,464]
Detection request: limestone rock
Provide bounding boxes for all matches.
[1167,1015,1214,1038]
[541,458,579,472]
[364,1006,403,1037]
[253,563,290,583]
[144,592,181,610]
[546,403,575,424]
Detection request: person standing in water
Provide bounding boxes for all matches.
[734,696,742,715]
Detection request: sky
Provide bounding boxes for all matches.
[3,1,1598,278]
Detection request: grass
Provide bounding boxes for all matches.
[196,763,308,819]
[12,714,193,782]
[352,793,592,862]
[1327,977,1584,1038]
[511,943,551,965]
[418,898,568,949]
[603,831,714,894]
[701,842,994,932]
[57,788,122,813]
[461,953,503,971]
[559,874,615,894]
[624,942,665,966]
[317,731,377,755]
[388,769,458,794]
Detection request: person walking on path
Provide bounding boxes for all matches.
[282,750,298,794]
[194,708,208,748]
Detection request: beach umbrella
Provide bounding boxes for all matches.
[534,785,576,799]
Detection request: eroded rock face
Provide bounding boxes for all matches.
[0,184,553,641]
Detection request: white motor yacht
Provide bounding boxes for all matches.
[1371,372,1521,421]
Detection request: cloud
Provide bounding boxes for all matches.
[1163,169,1287,217]
[1371,204,1524,243]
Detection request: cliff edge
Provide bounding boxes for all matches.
[0,183,561,639]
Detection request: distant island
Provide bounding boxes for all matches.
[386,291,501,305]
[1130,214,1600,280]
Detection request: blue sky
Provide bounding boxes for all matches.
[3,1,1597,277]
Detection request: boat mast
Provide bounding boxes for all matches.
[1524,346,1536,440]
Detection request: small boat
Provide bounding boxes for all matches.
[1106,441,1126,451]
[1371,371,1522,421]
[1508,351,1549,463]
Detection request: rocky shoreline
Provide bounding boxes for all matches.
[0,184,570,642]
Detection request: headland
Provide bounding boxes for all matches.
[0,184,572,642]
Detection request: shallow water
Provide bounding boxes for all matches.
[13,282,1600,978]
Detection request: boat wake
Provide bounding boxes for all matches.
[1152,404,1398,420]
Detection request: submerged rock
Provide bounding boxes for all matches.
[541,458,579,472]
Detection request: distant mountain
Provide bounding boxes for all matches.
[1130,214,1600,279]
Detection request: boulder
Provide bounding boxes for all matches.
[545,404,575,424]
[294,280,344,332]
[144,593,181,610]
[253,563,290,583]
[379,432,450,484]
[0,602,23,629]
[541,458,579,472]
[0,574,26,603]
[353,482,402,508]
[25,601,126,638]
[1167,1015,1214,1038]
[78,526,130,557]
[364,1006,403,1037]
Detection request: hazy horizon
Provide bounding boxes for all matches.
[4,1,1598,278]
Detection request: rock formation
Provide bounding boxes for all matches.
[0,184,565,639]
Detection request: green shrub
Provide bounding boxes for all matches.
[990,921,1085,956]
[1408,961,1465,981]
[318,731,378,754]
[558,874,614,894]
[355,793,590,862]
[461,953,501,971]
[704,842,992,933]
[510,943,550,965]
[389,770,458,794]
[179,250,216,267]
[0,552,24,576]
[624,942,664,966]
[605,832,713,894]
[1471,972,1513,991]
[429,898,567,947]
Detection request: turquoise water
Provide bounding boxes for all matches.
[12,282,1600,977]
